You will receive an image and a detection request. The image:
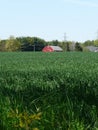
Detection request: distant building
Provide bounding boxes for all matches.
[86,46,98,52]
[42,45,63,52]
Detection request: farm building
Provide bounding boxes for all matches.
[86,46,98,52]
[42,45,63,52]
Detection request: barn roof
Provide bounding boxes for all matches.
[50,46,63,51]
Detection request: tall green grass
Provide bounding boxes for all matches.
[0,52,98,129]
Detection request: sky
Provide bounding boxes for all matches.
[0,0,98,42]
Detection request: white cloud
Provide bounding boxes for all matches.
[64,0,98,7]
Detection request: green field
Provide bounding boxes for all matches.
[0,52,98,130]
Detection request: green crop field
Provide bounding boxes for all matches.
[0,52,98,130]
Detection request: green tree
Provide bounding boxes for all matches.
[17,37,46,51]
[0,40,6,51]
[94,39,98,46]
[51,40,59,46]
[16,37,34,51]
[75,42,83,51]
[66,42,70,51]
[33,37,46,51]
[83,40,94,46]
[5,36,21,51]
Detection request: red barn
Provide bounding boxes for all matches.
[42,45,63,52]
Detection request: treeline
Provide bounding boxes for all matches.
[0,36,98,52]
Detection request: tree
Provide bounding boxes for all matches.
[0,40,6,51]
[83,40,94,46]
[75,42,83,51]
[51,40,59,46]
[17,37,46,51]
[59,41,70,51]
[33,37,46,51]
[66,42,70,51]
[17,37,34,51]
[5,36,21,51]
[94,40,98,46]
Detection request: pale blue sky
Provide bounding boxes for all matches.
[0,0,98,42]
